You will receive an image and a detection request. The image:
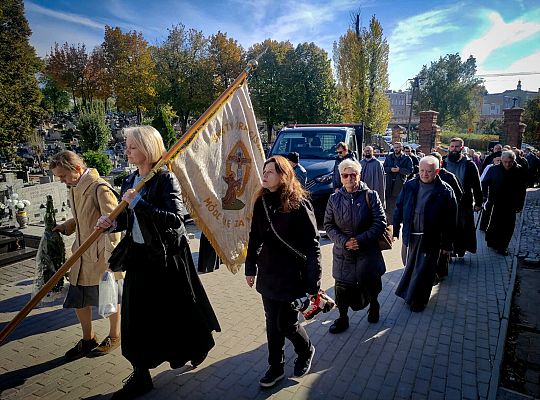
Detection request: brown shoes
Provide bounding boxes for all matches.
[87,336,120,357]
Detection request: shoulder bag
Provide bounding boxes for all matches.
[365,190,393,251]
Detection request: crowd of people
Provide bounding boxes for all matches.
[46,130,535,397]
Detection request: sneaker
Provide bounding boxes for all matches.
[65,337,99,361]
[293,345,315,377]
[259,365,284,388]
[367,301,380,323]
[87,336,120,357]
[329,317,349,334]
[111,369,153,400]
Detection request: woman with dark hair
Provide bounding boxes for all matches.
[324,158,387,333]
[245,155,321,388]
[96,126,220,400]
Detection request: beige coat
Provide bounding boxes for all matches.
[60,168,121,286]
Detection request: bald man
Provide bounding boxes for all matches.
[393,156,457,312]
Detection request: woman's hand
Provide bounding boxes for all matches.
[246,276,255,288]
[52,224,65,235]
[122,189,139,204]
[345,238,359,250]
[95,215,113,230]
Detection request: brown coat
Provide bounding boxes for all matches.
[60,168,121,286]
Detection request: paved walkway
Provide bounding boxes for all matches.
[0,191,535,400]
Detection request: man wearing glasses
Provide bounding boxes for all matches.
[332,142,356,193]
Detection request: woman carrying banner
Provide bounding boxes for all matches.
[245,155,321,388]
[50,150,122,360]
[96,126,220,400]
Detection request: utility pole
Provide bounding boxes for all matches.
[406,76,419,143]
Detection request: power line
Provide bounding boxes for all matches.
[477,72,540,77]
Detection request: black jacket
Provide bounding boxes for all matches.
[482,163,527,212]
[393,176,457,253]
[245,191,321,301]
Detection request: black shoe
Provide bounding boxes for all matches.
[293,345,315,377]
[259,365,284,388]
[410,302,426,312]
[497,248,509,256]
[367,301,380,323]
[329,317,349,334]
[111,370,153,400]
[65,337,99,361]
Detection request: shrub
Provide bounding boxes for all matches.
[152,105,177,149]
[83,151,112,176]
[77,103,110,152]
[113,170,129,187]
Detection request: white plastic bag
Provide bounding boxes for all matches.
[98,271,118,318]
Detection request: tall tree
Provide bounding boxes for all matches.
[46,42,88,108]
[247,39,294,143]
[0,0,43,154]
[208,32,245,94]
[283,42,341,124]
[333,15,391,134]
[415,53,484,128]
[364,16,391,135]
[523,98,540,146]
[101,26,156,123]
[39,74,70,114]
[153,24,214,133]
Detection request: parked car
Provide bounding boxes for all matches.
[269,124,364,225]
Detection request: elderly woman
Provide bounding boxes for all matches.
[324,159,387,333]
[96,126,220,399]
[245,155,321,388]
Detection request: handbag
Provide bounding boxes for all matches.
[365,191,393,251]
[108,235,131,272]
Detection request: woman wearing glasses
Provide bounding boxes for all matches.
[324,159,387,333]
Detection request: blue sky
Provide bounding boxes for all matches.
[25,0,540,94]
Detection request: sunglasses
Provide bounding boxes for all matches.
[341,173,358,179]
[336,151,344,155]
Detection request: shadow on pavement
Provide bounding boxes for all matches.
[0,356,66,393]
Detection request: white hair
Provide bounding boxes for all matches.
[338,159,361,174]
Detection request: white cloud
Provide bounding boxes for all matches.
[461,11,540,65]
[26,1,104,30]
[479,51,540,93]
[388,5,461,64]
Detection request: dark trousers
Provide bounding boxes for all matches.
[335,277,382,317]
[262,296,311,368]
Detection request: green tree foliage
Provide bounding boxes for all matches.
[283,42,341,124]
[247,40,294,143]
[77,103,110,152]
[39,74,70,114]
[153,24,214,133]
[477,119,503,135]
[523,98,540,146]
[416,53,484,128]
[0,0,44,155]
[101,26,157,123]
[208,32,245,94]
[152,105,177,149]
[83,150,112,176]
[333,15,391,134]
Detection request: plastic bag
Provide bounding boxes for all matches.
[98,271,118,318]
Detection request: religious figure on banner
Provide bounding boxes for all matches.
[221,141,252,210]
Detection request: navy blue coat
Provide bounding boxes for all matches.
[392,176,457,253]
[324,182,387,285]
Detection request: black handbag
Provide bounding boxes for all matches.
[108,235,132,272]
[365,191,393,251]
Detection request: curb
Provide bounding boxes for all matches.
[487,193,527,400]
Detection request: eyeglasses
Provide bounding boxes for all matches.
[336,151,344,155]
[341,173,358,179]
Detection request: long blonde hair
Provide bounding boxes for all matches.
[257,155,309,212]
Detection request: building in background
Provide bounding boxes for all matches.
[481,81,539,121]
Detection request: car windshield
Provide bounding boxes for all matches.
[270,131,346,160]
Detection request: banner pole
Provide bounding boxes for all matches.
[0,60,258,345]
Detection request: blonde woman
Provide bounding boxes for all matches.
[97,126,220,399]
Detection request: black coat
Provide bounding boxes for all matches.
[114,168,220,369]
[393,176,457,253]
[324,182,386,284]
[482,163,527,212]
[438,168,463,203]
[245,191,321,302]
